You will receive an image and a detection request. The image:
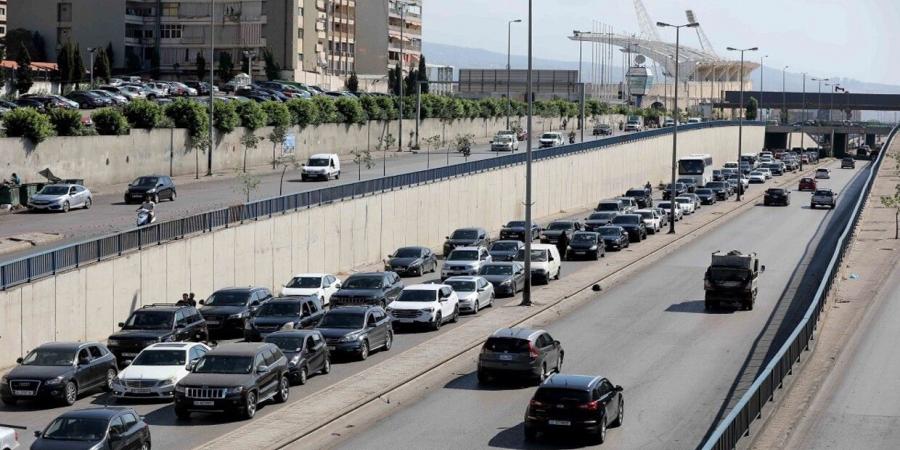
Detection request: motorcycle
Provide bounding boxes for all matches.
[459,143,472,157]
[136,208,156,227]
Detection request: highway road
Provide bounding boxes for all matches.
[782,258,900,449]
[0,131,618,264]
[336,161,867,450]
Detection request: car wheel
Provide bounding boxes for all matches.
[322,356,331,374]
[358,341,370,361]
[174,407,191,420]
[335,171,341,180]
[152,194,159,203]
[611,399,624,427]
[298,366,308,385]
[170,190,177,201]
[384,331,393,351]
[557,353,564,373]
[241,391,258,419]
[431,313,443,331]
[538,363,548,384]
[597,415,608,444]
[84,197,92,209]
[63,381,78,405]
[62,201,70,213]
[140,440,151,450]
[473,301,479,314]
[554,268,560,280]
[450,305,459,323]
[275,375,290,402]
[104,368,117,391]
[489,292,495,307]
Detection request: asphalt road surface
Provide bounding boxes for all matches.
[336,161,866,450]
[784,257,900,449]
[0,131,619,264]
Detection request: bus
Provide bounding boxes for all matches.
[678,154,715,186]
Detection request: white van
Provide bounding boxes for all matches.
[513,243,562,284]
[301,153,341,181]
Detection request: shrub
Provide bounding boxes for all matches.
[47,107,84,136]
[163,98,208,139]
[213,99,240,133]
[312,96,342,123]
[122,98,163,129]
[285,98,320,128]
[3,107,53,143]
[376,96,397,120]
[92,108,130,136]
[261,100,292,128]
[235,100,267,130]
[335,97,367,124]
[359,95,384,121]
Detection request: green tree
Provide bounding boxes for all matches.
[285,98,320,128]
[376,96,397,120]
[3,29,45,61]
[234,171,262,202]
[47,107,85,136]
[14,43,34,95]
[417,56,429,94]
[56,41,74,91]
[389,62,402,96]
[123,99,164,129]
[263,49,280,81]
[217,51,234,83]
[163,98,209,143]
[92,108,131,135]
[346,72,360,93]
[93,48,111,84]
[72,45,85,87]
[195,52,207,81]
[334,97,367,124]
[31,32,48,61]
[404,69,418,97]
[106,42,116,69]
[313,96,341,123]
[261,101,291,128]
[239,132,263,173]
[746,97,759,121]
[350,148,375,180]
[3,107,53,143]
[882,185,900,239]
[212,99,240,133]
[236,101,267,130]
[359,95,383,120]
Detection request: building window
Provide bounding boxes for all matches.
[298,6,303,16]
[57,2,72,22]
[57,27,72,44]
[298,29,303,39]
[162,3,178,16]
[160,24,183,39]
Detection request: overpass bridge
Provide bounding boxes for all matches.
[717,90,900,112]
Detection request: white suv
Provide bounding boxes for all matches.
[634,208,662,233]
[386,284,460,330]
[441,246,492,280]
[281,273,341,306]
[111,342,210,399]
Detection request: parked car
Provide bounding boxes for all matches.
[695,188,717,205]
[489,240,525,262]
[477,328,563,384]
[281,273,341,306]
[66,90,111,108]
[584,211,619,231]
[676,177,698,193]
[761,162,785,176]
[841,157,856,169]
[763,187,791,206]
[523,374,624,443]
[566,231,605,260]
[798,177,817,191]
[329,272,403,308]
[623,187,653,208]
[107,303,208,367]
[610,214,647,242]
[634,208,662,234]
[31,407,151,450]
[444,276,494,314]
[443,227,490,256]
[264,330,330,385]
[199,287,274,336]
[815,168,831,179]
[124,175,176,203]
[811,189,837,209]
[656,201,684,222]
[90,89,129,105]
[661,183,688,200]
[316,306,393,360]
[616,196,639,213]
[301,153,341,180]
[592,123,613,136]
[491,134,520,152]
[111,342,210,400]
[538,132,565,148]
[499,220,540,241]
[597,225,630,250]
[1,342,117,406]
[386,284,460,330]
[514,243,562,281]
[244,296,325,341]
[540,220,583,245]
[384,246,438,277]
[477,262,527,297]
[441,246,492,279]
[757,167,773,179]
[27,184,92,212]
[174,342,290,419]
[712,169,725,181]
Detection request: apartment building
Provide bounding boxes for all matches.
[355,0,421,77]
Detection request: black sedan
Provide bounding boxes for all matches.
[705,181,731,200]
[583,212,618,231]
[524,374,623,443]
[694,188,718,205]
[566,231,605,260]
[1,342,117,406]
[499,220,541,241]
[265,330,331,384]
[384,246,437,277]
[31,407,151,450]
[764,188,791,206]
[661,183,688,200]
[244,296,325,341]
[489,240,525,262]
[66,91,112,109]
[610,214,647,242]
[597,226,630,250]
[477,262,527,297]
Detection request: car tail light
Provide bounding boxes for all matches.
[529,342,540,359]
[530,399,544,408]
[578,400,601,411]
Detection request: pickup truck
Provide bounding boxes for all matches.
[810,189,836,209]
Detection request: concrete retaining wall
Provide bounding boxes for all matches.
[0,115,625,187]
[0,125,764,368]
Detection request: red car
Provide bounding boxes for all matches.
[799,177,817,191]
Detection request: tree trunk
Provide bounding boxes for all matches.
[896,210,899,239]
[279,166,287,196]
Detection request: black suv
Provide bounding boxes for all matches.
[623,188,653,208]
[244,296,325,341]
[763,188,791,206]
[200,287,274,336]
[610,214,647,242]
[316,306,393,360]
[443,227,490,256]
[662,183,688,200]
[174,343,290,420]
[841,157,856,169]
[1,342,118,406]
[499,220,541,241]
[264,330,331,385]
[124,175,176,204]
[540,220,583,245]
[524,374,624,443]
[329,272,403,308]
[107,304,208,367]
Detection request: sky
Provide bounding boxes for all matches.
[422,0,900,86]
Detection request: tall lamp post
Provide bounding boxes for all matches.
[812,77,829,122]
[657,20,699,234]
[506,19,522,130]
[726,46,758,201]
[781,65,789,124]
[87,47,97,88]
[520,0,534,307]
[759,55,767,120]
[207,0,216,177]
[397,1,410,161]
[800,72,806,156]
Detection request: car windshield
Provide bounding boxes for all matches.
[625,189,646,197]
[445,280,476,292]
[515,249,548,262]
[598,227,621,237]
[817,169,828,174]
[480,265,514,275]
[484,337,528,352]
[541,133,557,139]
[132,349,187,366]
[588,212,616,220]
[193,355,253,374]
[258,302,301,317]
[22,349,74,366]
[658,202,672,209]
[308,158,330,167]
[572,234,596,243]
[451,230,478,240]
[706,182,724,189]
[491,242,519,251]
[131,177,159,186]
[41,417,108,441]
[494,136,514,143]
[768,189,786,194]
[448,250,478,261]
[696,189,713,195]
[547,222,573,230]
[505,221,526,228]
[675,198,690,204]
[637,211,654,219]
[596,203,619,211]
[319,312,364,329]
[708,267,750,282]
[394,248,422,258]
[612,215,640,225]
[396,290,437,302]
[265,336,304,352]
[124,311,172,330]
[285,276,321,289]
[38,186,69,195]
[343,276,382,289]
[204,291,249,306]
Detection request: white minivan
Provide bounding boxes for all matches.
[514,243,562,284]
[301,153,341,181]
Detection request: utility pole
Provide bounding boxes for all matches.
[781,65,789,124]
[507,19,522,130]
[87,47,96,88]
[800,72,806,153]
[207,0,215,177]
[759,55,767,120]
[521,0,534,307]
[727,46,757,201]
[397,2,406,158]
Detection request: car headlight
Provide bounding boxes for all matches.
[566,246,573,250]
[175,385,187,393]
[339,333,361,342]
[159,377,176,387]
[45,375,65,385]
[290,355,301,366]
[107,339,120,346]
[500,279,512,286]
[146,188,157,194]
[229,312,247,319]
[419,307,435,313]
[590,245,598,250]
[281,322,296,331]
[226,386,244,395]
[1,375,9,385]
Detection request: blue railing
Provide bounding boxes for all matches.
[701,123,898,450]
[0,120,762,290]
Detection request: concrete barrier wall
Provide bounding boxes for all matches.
[0,115,625,187]
[0,125,764,368]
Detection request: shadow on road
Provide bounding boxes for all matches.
[443,371,537,391]
[665,300,737,314]
[488,421,594,449]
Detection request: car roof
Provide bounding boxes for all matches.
[404,284,445,291]
[482,261,517,267]
[265,297,309,304]
[396,246,428,251]
[57,407,134,420]
[37,342,95,351]
[265,330,319,339]
[453,227,485,232]
[491,240,522,245]
[346,272,385,278]
[325,305,373,314]
[309,153,337,159]
[214,287,264,293]
[451,246,482,251]
[207,342,274,356]
[541,374,602,390]
[290,273,329,278]
[444,276,482,282]
[489,327,542,340]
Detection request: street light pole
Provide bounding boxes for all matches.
[658,20,699,234]
[759,55,767,120]
[521,0,534,307]
[87,47,96,88]
[801,72,806,153]
[207,0,215,177]
[507,19,522,130]
[397,2,407,158]
[781,65,789,124]
[727,46,758,201]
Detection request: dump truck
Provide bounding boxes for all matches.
[704,250,765,311]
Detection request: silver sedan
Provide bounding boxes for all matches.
[27,184,93,212]
[443,276,494,314]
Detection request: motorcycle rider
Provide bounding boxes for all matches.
[137,194,156,224]
[568,130,576,144]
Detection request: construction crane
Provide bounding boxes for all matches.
[685,9,718,58]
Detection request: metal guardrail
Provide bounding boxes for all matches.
[701,123,898,450]
[0,120,763,291]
